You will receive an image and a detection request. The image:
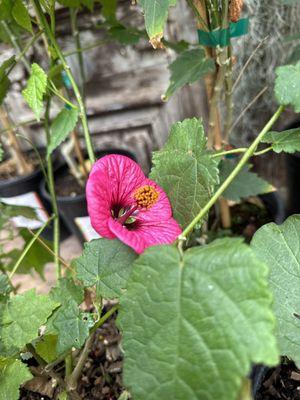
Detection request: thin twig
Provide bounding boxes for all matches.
[230,86,268,133]
[232,36,269,92]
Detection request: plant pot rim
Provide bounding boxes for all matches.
[0,166,42,190]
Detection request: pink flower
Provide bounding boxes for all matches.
[86,154,182,254]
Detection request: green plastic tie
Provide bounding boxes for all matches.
[197,18,249,48]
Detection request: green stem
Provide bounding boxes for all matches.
[212,145,274,158]
[48,83,78,109]
[1,21,31,73]
[0,118,41,135]
[32,0,95,164]
[63,38,110,57]
[7,30,43,75]
[45,98,61,278]
[9,215,54,279]
[92,304,118,333]
[70,8,86,100]
[180,105,285,239]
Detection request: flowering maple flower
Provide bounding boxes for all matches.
[86,154,182,254]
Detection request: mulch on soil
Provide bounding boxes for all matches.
[256,359,300,400]
[21,311,124,400]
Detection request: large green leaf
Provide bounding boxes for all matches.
[150,118,219,228]
[118,240,278,400]
[219,160,273,202]
[138,0,176,44]
[22,63,47,120]
[164,48,215,99]
[53,299,91,353]
[0,357,32,400]
[275,61,300,112]
[0,274,11,302]
[0,56,15,105]
[1,289,59,352]
[12,0,32,32]
[262,128,300,153]
[252,215,300,367]
[74,238,137,299]
[47,108,79,156]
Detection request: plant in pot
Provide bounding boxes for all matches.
[1,1,300,400]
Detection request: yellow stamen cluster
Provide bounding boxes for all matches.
[134,185,159,209]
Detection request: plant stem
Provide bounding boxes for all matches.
[224,46,233,141]
[63,39,111,57]
[237,378,253,400]
[67,305,118,392]
[32,0,95,165]
[0,118,40,135]
[45,98,61,278]
[70,8,86,100]
[1,21,31,73]
[27,228,72,271]
[7,30,43,75]
[48,84,78,109]
[179,105,285,239]
[0,108,32,175]
[9,215,54,279]
[66,333,94,392]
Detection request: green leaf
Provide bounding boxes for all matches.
[1,203,37,220]
[74,238,138,299]
[119,240,278,400]
[35,335,58,363]
[275,61,300,112]
[288,45,300,64]
[164,48,215,99]
[150,118,219,228]
[108,25,143,45]
[57,0,80,7]
[0,273,11,302]
[262,128,300,153]
[47,108,79,156]
[0,0,13,21]
[0,56,15,105]
[252,215,300,367]
[53,299,90,353]
[1,289,59,352]
[138,0,176,43]
[0,143,3,162]
[99,0,117,22]
[22,64,47,120]
[50,278,84,306]
[219,160,273,202]
[0,357,32,400]
[12,0,32,32]
[80,0,94,10]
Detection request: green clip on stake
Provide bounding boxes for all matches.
[198,18,249,48]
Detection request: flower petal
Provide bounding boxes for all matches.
[135,217,182,249]
[108,218,146,254]
[86,155,145,238]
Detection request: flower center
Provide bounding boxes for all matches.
[134,185,159,209]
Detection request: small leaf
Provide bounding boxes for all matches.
[252,215,300,367]
[150,118,219,228]
[22,63,47,120]
[275,61,300,112]
[108,25,143,45]
[118,240,278,400]
[262,128,300,153]
[53,299,90,353]
[12,0,32,32]
[1,289,59,352]
[80,0,94,10]
[164,48,215,99]
[74,238,137,299]
[47,108,79,156]
[0,357,32,400]
[35,335,58,363]
[0,143,4,162]
[99,0,117,22]
[138,0,176,44]
[1,203,37,220]
[219,160,273,202]
[0,56,15,105]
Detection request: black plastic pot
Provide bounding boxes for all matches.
[285,119,300,216]
[0,150,70,240]
[40,149,137,244]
